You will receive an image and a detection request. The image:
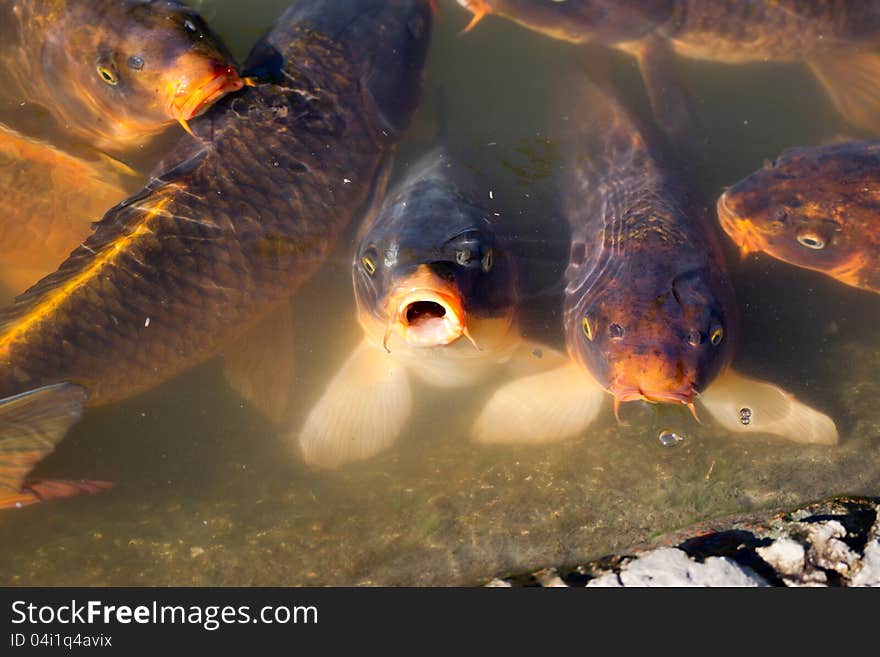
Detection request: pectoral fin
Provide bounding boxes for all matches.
[223,301,296,424]
[0,383,112,509]
[808,51,880,134]
[698,369,838,446]
[297,340,412,469]
[472,361,606,445]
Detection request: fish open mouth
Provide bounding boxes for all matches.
[405,300,447,325]
[382,265,478,351]
[394,291,464,347]
[169,65,243,133]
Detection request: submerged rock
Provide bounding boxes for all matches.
[494,496,880,587]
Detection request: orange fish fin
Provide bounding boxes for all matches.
[94,151,141,179]
[223,300,296,424]
[472,359,606,445]
[175,116,196,138]
[296,339,412,469]
[459,0,493,34]
[0,480,114,509]
[698,369,838,446]
[0,383,89,509]
[808,50,880,134]
[0,124,134,297]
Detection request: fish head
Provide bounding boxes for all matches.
[569,263,734,411]
[354,175,514,352]
[271,0,432,141]
[46,1,241,148]
[718,145,869,288]
[455,0,673,43]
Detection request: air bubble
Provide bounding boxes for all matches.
[658,429,685,447]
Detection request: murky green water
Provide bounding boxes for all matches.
[1,2,879,586]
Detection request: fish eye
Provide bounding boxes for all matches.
[582,316,594,341]
[361,253,377,275]
[710,326,724,346]
[608,323,625,340]
[796,232,826,250]
[481,248,494,272]
[686,329,702,347]
[97,65,118,85]
[127,55,145,71]
[456,249,472,266]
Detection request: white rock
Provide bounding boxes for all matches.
[807,520,857,577]
[851,539,880,587]
[756,539,805,578]
[586,548,768,587]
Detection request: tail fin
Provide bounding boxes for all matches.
[0,383,110,509]
[808,50,880,134]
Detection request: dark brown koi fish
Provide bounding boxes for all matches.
[0,0,432,508]
[473,77,838,449]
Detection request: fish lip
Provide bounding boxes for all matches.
[169,65,243,122]
[610,385,696,405]
[392,288,466,347]
[717,191,762,257]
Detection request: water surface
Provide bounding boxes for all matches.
[1,1,878,586]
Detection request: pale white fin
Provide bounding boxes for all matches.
[472,361,606,445]
[699,369,838,446]
[297,340,412,468]
[223,301,295,424]
[808,51,880,134]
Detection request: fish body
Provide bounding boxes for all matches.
[473,78,838,449]
[0,0,432,505]
[355,150,518,382]
[559,81,735,410]
[718,139,880,293]
[298,148,559,468]
[455,0,880,133]
[0,0,243,151]
[458,0,880,58]
[0,0,243,296]
[649,1,880,63]
[454,0,673,44]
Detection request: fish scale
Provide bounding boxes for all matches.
[0,9,427,406]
